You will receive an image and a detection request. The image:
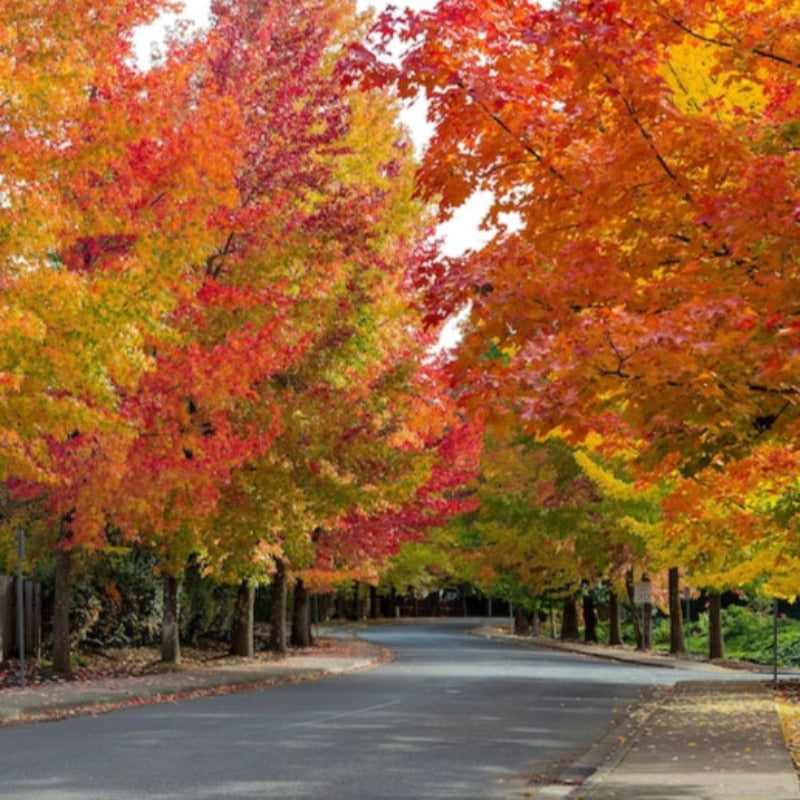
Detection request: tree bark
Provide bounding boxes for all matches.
[161,574,181,665]
[642,599,653,650]
[268,560,288,654]
[668,567,685,655]
[351,580,360,620]
[514,606,531,636]
[625,569,644,650]
[230,580,255,657]
[290,578,313,648]
[608,587,623,646]
[708,591,725,660]
[560,594,580,641]
[369,585,379,619]
[51,547,72,676]
[583,592,598,643]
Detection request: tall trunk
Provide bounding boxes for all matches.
[311,593,320,624]
[608,587,623,646]
[668,567,685,655]
[161,574,181,665]
[351,580,359,620]
[583,593,598,643]
[561,594,580,641]
[531,608,541,636]
[268,560,288,654]
[290,578,313,648]
[369,585,379,619]
[642,599,653,650]
[708,591,725,660]
[514,606,531,636]
[230,580,255,657]
[625,569,644,650]
[51,547,72,676]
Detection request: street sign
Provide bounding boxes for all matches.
[633,580,652,604]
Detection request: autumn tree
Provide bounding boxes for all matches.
[0,0,247,673]
[349,0,800,597]
[108,0,475,662]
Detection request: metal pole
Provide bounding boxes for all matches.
[684,588,690,648]
[773,597,779,689]
[16,528,25,687]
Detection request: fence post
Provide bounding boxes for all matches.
[16,529,25,685]
[0,575,12,659]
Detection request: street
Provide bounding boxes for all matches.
[0,620,720,799]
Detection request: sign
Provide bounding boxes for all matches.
[633,580,652,605]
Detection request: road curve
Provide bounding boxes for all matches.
[0,619,699,799]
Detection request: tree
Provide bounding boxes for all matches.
[356,0,800,477]
[0,0,243,673]
[350,0,800,598]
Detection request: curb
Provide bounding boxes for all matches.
[0,641,387,727]
[559,684,675,799]
[471,627,749,673]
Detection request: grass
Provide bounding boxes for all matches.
[595,603,800,667]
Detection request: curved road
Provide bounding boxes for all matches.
[1,620,717,799]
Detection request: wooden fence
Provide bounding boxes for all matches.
[0,575,41,661]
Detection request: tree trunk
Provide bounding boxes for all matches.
[161,574,181,665]
[708,591,725,660]
[290,578,313,648]
[642,599,653,650]
[625,569,644,650]
[268,560,288,654]
[351,580,360,620]
[51,547,72,676]
[583,593,598,643]
[230,580,255,657]
[608,587,623,646]
[369,585,379,619]
[668,567,685,655]
[514,606,531,636]
[311,593,320,624]
[560,594,580,641]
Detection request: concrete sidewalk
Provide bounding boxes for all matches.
[565,680,799,800]
[0,635,383,725]
[476,629,800,799]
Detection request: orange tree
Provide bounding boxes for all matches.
[348,0,800,590]
[0,0,241,673]
[107,0,480,662]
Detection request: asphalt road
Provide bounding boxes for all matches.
[0,620,716,800]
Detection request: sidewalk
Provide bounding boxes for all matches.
[564,680,799,800]
[475,628,800,800]
[0,632,383,725]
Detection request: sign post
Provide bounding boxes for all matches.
[633,580,652,605]
[683,586,691,648]
[773,597,779,689]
